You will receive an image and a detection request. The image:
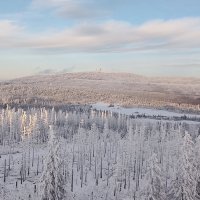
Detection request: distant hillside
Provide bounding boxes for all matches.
[0,72,200,112]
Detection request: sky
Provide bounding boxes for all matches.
[0,0,200,79]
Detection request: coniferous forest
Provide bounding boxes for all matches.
[0,106,200,200]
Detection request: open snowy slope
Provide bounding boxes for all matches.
[0,72,199,112]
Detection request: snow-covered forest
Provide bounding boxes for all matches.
[0,106,200,200]
[1,72,200,113]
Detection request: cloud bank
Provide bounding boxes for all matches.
[0,17,200,53]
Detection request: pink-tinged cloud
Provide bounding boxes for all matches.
[0,20,22,38]
[0,20,24,48]
[0,17,200,53]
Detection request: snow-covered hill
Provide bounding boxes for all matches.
[0,72,199,112]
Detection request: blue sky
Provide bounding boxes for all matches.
[0,0,200,79]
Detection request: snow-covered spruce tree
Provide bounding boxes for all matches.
[40,125,65,200]
[195,135,200,197]
[141,153,166,200]
[169,132,197,200]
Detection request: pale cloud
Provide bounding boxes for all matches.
[0,20,23,48]
[1,17,200,53]
[0,20,17,37]
[36,67,75,75]
[31,0,109,19]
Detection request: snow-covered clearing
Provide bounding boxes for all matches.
[92,102,200,118]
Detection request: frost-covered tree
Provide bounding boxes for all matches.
[141,153,166,200]
[195,135,200,197]
[169,132,197,200]
[40,126,65,200]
